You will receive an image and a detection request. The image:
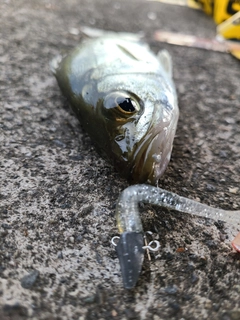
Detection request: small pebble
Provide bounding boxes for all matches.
[111,309,117,317]
[21,270,39,289]
[229,187,238,194]
[206,184,216,192]
[69,236,75,243]
[57,251,63,259]
[191,273,199,284]
[165,285,178,295]
[76,235,83,242]
[219,150,227,158]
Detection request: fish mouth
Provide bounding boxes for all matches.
[129,126,173,184]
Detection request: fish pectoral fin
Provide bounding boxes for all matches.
[157,49,173,77]
[116,232,144,289]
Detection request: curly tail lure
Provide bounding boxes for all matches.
[113,184,240,289]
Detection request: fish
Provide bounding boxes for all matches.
[51,35,179,184]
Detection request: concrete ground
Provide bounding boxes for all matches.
[1,0,240,319]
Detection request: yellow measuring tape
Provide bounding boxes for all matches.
[150,0,240,58]
[192,0,239,24]
[192,0,240,58]
[188,1,240,39]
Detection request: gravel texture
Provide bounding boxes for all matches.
[1,0,240,319]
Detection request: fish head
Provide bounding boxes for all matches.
[95,75,179,184]
[52,47,179,185]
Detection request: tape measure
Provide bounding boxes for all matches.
[192,0,240,39]
[149,0,240,58]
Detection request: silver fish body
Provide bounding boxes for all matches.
[51,36,179,184]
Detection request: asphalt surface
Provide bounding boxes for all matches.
[1,0,240,319]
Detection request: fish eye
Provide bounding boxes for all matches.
[116,97,137,113]
[103,91,141,119]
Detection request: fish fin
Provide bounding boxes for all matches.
[50,55,63,75]
[157,49,173,77]
[80,25,144,42]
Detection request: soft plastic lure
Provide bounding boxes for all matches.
[114,184,240,289]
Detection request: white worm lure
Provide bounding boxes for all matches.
[115,184,240,289]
